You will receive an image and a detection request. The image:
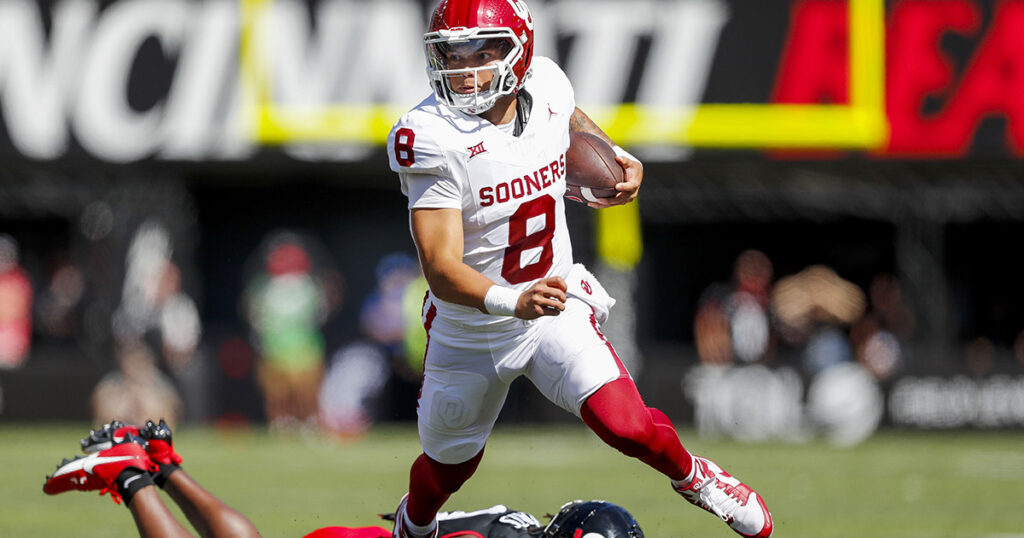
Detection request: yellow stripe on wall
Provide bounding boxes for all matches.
[241,0,888,150]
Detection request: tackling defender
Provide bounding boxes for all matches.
[43,421,644,537]
[386,1,773,537]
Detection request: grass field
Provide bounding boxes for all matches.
[3,423,1024,537]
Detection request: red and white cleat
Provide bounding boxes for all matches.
[44,437,157,504]
[138,419,184,465]
[673,456,773,537]
[81,419,183,465]
[391,494,438,538]
[80,420,139,453]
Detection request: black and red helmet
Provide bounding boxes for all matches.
[424,0,535,113]
[542,500,645,538]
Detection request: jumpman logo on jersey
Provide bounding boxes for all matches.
[468,141,488,158]
[548,103,558,120]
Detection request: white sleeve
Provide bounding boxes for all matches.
[401,171,463,210]
[530,56,575,113]
[388,112,449,177]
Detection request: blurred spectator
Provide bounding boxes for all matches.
[0,234,33,369]
[318,341,391,439]
[802,328,853,375]
[113,220,201,373]
[91,341,183,426]
[105,220,207,422]
[694,284,733,365]
[243,232,341,433]
[729,250,774,363]
[854,329,902,379]
[360,253,421,350]
[156,263,201,371]
[35,257,85,340]
[694,250,774,365]
[691,258,883,444]
[850,274,915,380]
[771,266,882,445]
[964,337,996,376]
[318,252,424,437]
[771,265,866,374]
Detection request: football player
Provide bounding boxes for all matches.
[386,1,773,537]
[43,421,642,538]
[314,500,644,538]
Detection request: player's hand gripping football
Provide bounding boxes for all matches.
[515,276,567,319]
[588,155,643,209]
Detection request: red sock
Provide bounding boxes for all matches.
[581,378,693,481]
[406,450,484,526]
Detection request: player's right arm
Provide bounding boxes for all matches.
[409,207,567,320]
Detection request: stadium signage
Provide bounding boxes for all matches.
[890,376,1024,429]
[2,0,255,162]
[775,0,1024,156]
[0,0,728,162]
[0,0,1019,163]
[686,365,1024,440]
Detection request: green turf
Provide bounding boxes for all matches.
[4,423,1024,537]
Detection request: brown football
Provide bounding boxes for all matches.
[564,132,623,203]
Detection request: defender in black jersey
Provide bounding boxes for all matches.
[310,500,643,538]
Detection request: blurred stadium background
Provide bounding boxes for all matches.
[3,0,1024,535]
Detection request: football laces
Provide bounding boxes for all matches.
[698,478,740,522]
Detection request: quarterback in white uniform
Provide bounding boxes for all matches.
[386,1,773,537]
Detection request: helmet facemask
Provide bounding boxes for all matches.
[424,28,524,114]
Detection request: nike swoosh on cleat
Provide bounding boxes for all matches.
[83,455,135,474]
[50,457,89,478]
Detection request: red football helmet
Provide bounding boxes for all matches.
[424,0,535,114]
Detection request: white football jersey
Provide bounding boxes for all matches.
[388,56,576,329]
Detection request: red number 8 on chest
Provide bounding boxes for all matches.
[501,194,556,285]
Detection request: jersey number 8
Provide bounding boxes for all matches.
[394,128,416,167]
[502,194,555,284]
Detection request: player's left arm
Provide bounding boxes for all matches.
[569,107,643,207]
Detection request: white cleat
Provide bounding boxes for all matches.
[673,456,773,537]
[391,494,439,538]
